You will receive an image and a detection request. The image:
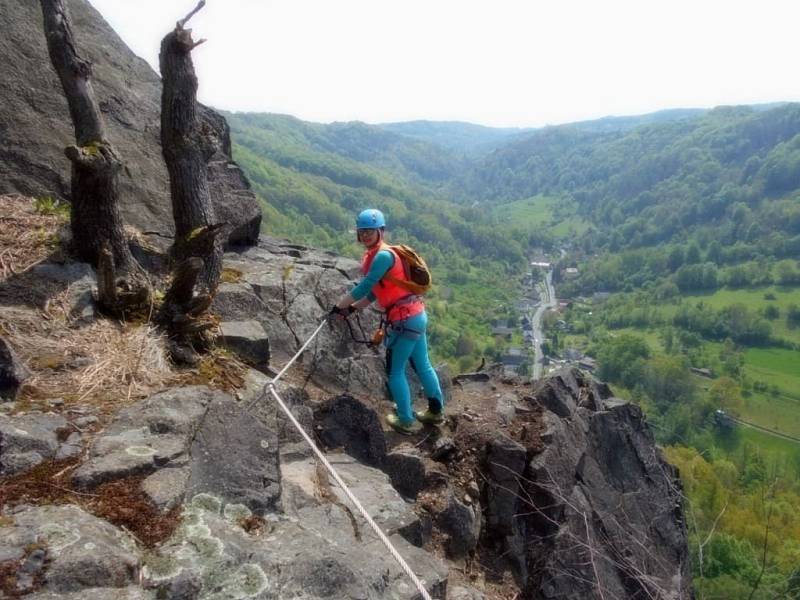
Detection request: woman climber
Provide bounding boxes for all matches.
[333,208,444,434]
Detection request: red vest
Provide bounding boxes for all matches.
[361,244,424,322]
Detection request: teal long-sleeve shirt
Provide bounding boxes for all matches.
[350,249,394,302]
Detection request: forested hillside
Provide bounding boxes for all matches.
[378,120,530,155]
[465,103,800,258]
[226,104,800,598]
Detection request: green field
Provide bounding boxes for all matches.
[737,424,800,457]
[684,285,800,344]
[741,388,800,437]
[562,319,800,438]
[684,285,800,311]
[494,195,591,237]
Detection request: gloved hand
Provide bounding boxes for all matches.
[329,305,356,320]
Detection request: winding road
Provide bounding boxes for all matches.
[531,270,556,381]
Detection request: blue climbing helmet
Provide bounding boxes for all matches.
[356,208,386,230]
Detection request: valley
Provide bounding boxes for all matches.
[226,103,800,598]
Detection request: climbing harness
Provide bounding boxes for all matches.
[333,308,387,348]
[262,316,434,600]
[342,313,383,347]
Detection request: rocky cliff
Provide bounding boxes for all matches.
[0,0,261,246]
[0,2,693,597]
[0,229,694,599]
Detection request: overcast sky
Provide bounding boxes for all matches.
[86,0,800,128]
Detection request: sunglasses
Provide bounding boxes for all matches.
[357,229,378,237]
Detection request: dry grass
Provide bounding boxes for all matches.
[221,266,243,283]
[1,307,173,411]
[0,195,68,278]
[0,459,182,548]
[176,347,248,392]
[88,476,183,547]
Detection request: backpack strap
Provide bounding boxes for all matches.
[375,243,395,289]
[383,273,428,295]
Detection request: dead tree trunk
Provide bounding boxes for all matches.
[160,256,217,365]
[39,0,134,273]
[40,0,149,317]
[159,0,223,294]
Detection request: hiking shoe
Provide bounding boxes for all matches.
[415,409,444,425]
[386,413,417,435]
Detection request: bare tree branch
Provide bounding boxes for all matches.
[748,480,777,600]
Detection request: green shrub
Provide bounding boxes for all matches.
[34,196,70,218]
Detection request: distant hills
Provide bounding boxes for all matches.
[377,120,532,155]
[229,103,800,261]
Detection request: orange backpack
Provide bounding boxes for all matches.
[383,244,432,295]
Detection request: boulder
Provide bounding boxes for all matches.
[495,392,517,425]
[219,320,270,368]
[0,505,139,594]
[211,281,267,322]
[282,452,427,546]
[186,392,281,514]
[55,431,83,461]
[72,386,218,488]
[29,263,96,322]
[436,489,482,558]
[314,394,387,466]
[384,446,428,499]
[0,336,30,401]
[326,453,427,546]
[531,368,581,418]
[0,413,67,476]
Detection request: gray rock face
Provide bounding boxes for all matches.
[484,432,530,581]
[486,433,527,538]
[141,467,191,512]
[0,337,30,401]
[28,589,153,600]
[436,490,482,558]
[216,240,388,398]
[29,263,97,321]
[219,320,270,368]
[282,452,426,546]
[0,0,260,247]
[448,585,487,600]
[0,505,139,594]
[186,392,281,514]
[145,494,447,600]
[0,412,68,476]
[72,386,219,488]
[327,453,427,546]
[203,109,262,246]
[523,368,692,599]
[315,394,387,466]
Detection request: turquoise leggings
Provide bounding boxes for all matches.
[385,311,443,423]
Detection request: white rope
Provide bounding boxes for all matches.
[265,317,434,600]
